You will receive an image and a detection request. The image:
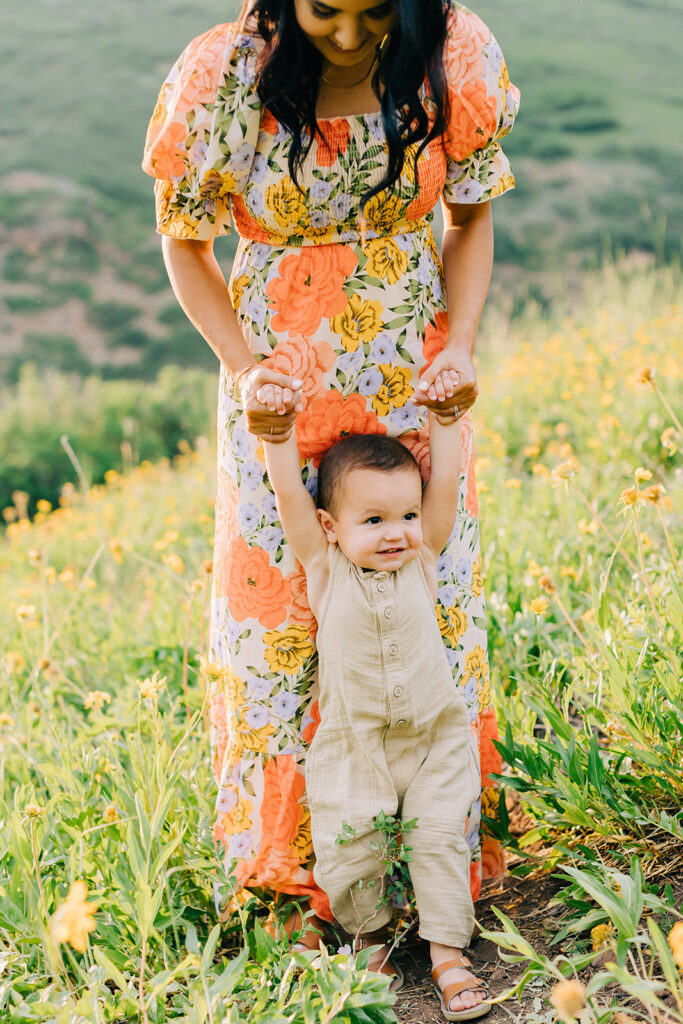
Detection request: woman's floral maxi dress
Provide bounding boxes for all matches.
[143,2,519,922]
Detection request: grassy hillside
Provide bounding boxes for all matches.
[1,0,680,383]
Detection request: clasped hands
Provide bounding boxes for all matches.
[238,347,478,442]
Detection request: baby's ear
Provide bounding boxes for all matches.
[316,508,337,543]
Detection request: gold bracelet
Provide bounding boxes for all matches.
[233,362,258,400]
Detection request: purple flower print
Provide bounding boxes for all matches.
[272,692,300,720]
[358,368,383,396]
[241,461,263,491]
[371,334,397,362]
[238,503,260,532]
[244,704,271,729]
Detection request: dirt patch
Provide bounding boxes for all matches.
[392,869,563,1023]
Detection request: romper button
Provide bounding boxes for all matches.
[388,644,398,656]
[396,719,407,727]
[377,582,386,593]
[384,607,393,619]
[393,686,403,697]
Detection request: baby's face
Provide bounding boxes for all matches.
[318,466,423,572]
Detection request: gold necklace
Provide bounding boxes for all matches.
[320,54,378,90]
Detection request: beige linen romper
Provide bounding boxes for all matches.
[306,546,478,946]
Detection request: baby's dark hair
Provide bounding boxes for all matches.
[317,434,420,516]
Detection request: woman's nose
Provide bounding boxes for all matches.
[333,18,366,51]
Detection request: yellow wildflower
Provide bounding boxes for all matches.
[84,690,111,712]
[640,484,666,505]
[532,463,550,478]
[162,552,185,574]
[560,567,579,581]
[265,176,307,229]
[633,365,656,387]
[43,566,57,585]
[0,712,15,727]
[137,672,167,701]
[36,499,52,513]
[539,574,557,595]
[527,559,543,578]
[661,427,678,455]
[16,604,37,622]
[550,980,586,1022]
[668,921,683,968]
[372,365,414,416]
[550,457,579,486]
[58,568,75,584]
[263,625,314,674]
[529,597,549,616]
[505,478,522,489]
[103,805,120,823]
[437,602,468,647]
[28,546,43,564]
[591,922,613,950]
[191,579,205,594]
[633,467,652,483]
[523,445,540,458]
[107,538,124,564]
[582,608,596,623]
[329,294,384,352]
[204,559,214,575]
[50,881,97,953]
[25,802,46,819]
[364,237,410,284]
[578,518,599,535]
[5,651,26,675]
[620,487,640,507]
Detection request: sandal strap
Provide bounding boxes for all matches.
[442,979,489,1003]
[431,957,472,983]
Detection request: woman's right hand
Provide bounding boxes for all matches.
[238,364,303,443]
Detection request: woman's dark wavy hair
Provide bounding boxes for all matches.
[244,0,450,208]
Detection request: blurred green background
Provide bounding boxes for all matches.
[0,0,679,509]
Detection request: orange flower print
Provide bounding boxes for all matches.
[469,859,482,902]
[174,28,227,113]
[145,121,187,180]
[296,390,387,465]
[444,8,488,87]
[302,699,321,746]
[477,707,503,788]
[446,79,498,162]
[260,108,279,135]
[224,536,292,627]
[400,426,431,482]
[421,311,449,374]
[315,119,351,168]
[287,561,318,639]
[262,336,336,408]
[481,837,505,878]
[209,689,228,781]
[237,756,307,889]
[267,245,357,336]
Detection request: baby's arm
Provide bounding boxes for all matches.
[420,372,463,557]
[262,429,328,572]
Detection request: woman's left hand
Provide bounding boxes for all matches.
[411,346,479,419]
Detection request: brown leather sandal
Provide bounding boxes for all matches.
[355,932,405,993]
[432,955,491,1021]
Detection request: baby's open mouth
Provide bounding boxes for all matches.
[379,547,404,554]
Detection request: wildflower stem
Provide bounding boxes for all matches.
[653,382,683,434]
[630,507,670,651]
[656,506,680,578]
[60,434,91,493]
[139,932,151,1024]
[182,591,194,723]
[552,592,590,651]
[568,481,641,577]
[29,821,49,924]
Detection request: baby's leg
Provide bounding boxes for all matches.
[306,728,398,937]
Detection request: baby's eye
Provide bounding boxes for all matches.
[403,512,418,520]
[366,516,382,525]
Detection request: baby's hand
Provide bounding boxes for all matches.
[256,382,303,416]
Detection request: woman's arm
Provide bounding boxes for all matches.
[412,200,493,413]
[162,236,301,437]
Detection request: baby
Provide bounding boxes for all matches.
[254,375,490,1019]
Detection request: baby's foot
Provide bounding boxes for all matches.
[431,949,490,1017]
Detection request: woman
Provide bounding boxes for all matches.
[143,0,518,1015]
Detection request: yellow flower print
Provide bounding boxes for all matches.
[480,786,500,821]
[498,62,511,94]
[263,625,314,674]
[464,645,489,682]
[363,192,403,235]
[265,176,307,229]
[167,213,200,240]
[364,238,410,285]
[202,168,237,200]
[477,674,491,708]
[219,668,246,711]
[230,273,250,310]
[471,559,483,597]
[372,365,414,416]
[489,173,515,198]
[289,807,313,858]
[437,602,468,647]
[224,795,254,834]
[329,294,384,352]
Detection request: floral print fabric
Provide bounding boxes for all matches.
[142,1,518,918]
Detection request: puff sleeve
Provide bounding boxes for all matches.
[141,23,263,240]
[440,3,520,204]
